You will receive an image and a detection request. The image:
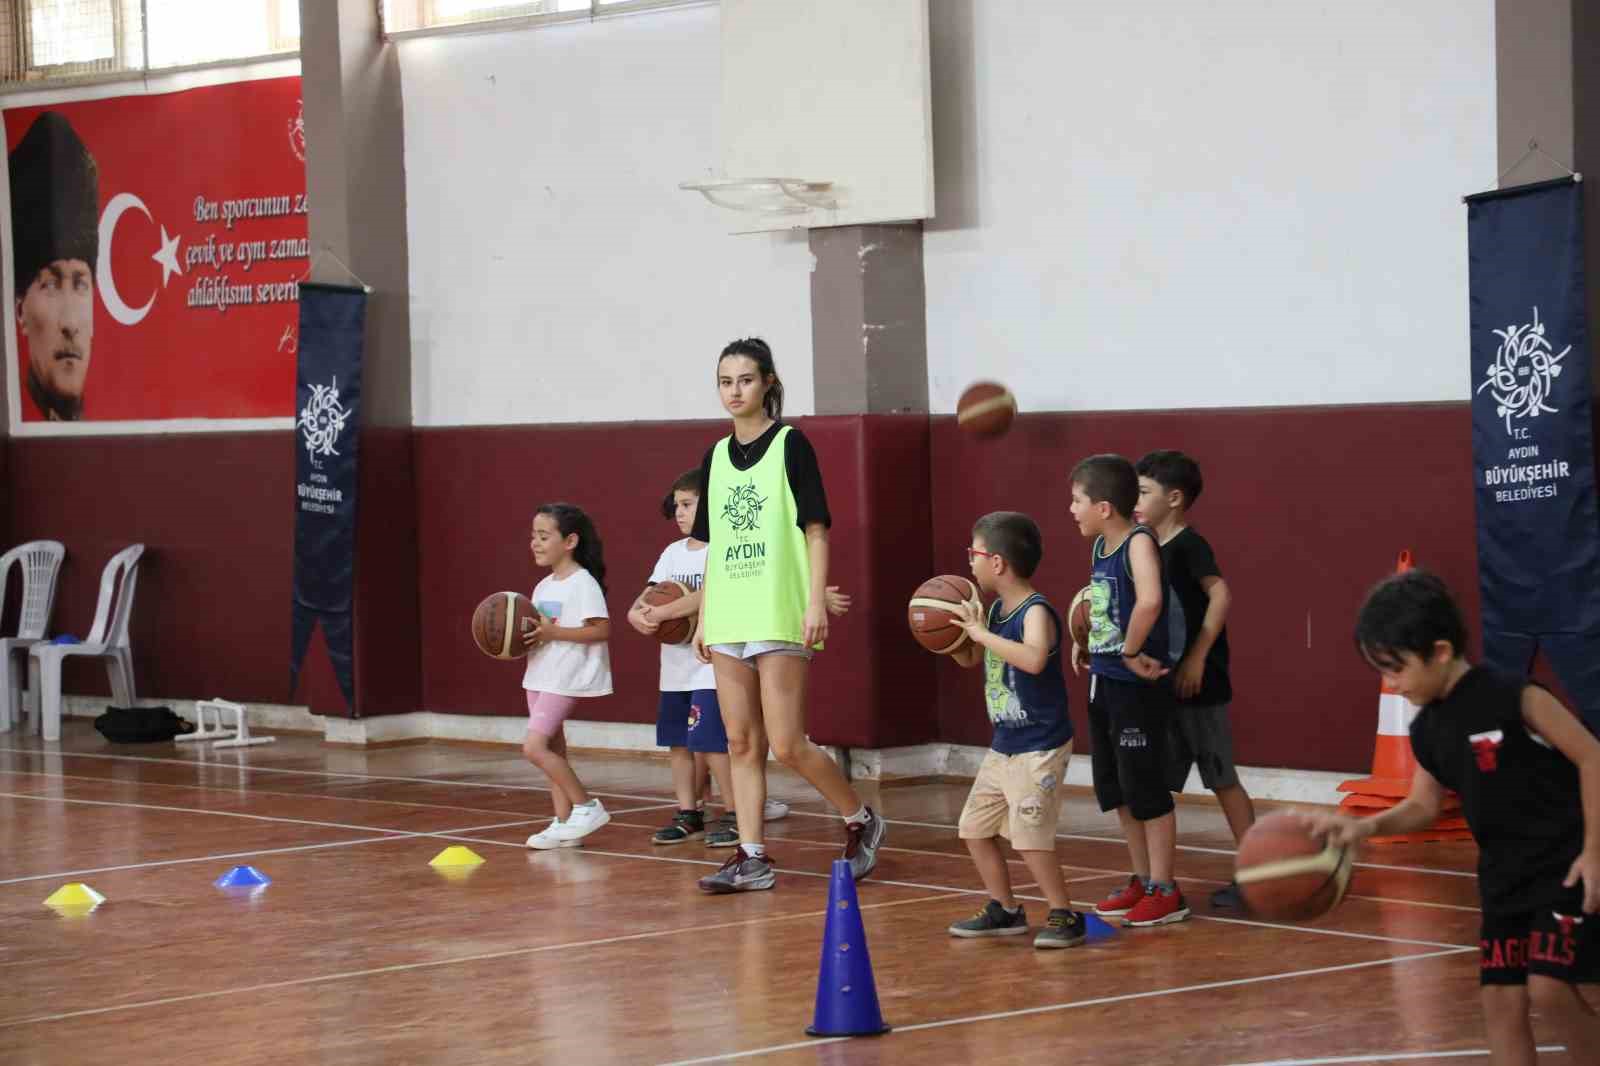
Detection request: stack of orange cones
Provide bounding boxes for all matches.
[1335,552,1473,844]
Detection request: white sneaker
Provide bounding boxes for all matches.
[552,800,611,843]
[526,818,575,850]
[763,798,790,822]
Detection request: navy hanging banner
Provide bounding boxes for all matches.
[290,282,366,711]
[1467,177,1600,728]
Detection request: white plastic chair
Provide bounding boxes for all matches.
[0,540,66,733]
[27,545,144,743]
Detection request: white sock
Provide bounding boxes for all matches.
[744,843,767,859]
[843,806,869,826]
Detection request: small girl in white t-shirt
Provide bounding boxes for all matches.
[522,502,614,850]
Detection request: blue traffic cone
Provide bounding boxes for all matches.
[215,865,271,889]
[805,859,890,1037]
[1084,911,1118,941]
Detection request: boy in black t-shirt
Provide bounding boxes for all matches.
[1136,450,1256,909]
[1308,570,1600,1064]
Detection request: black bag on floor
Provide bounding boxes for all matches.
[93,706,195,743]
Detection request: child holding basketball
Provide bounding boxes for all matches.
[1307,570,1600,1064]
[522,502,614,850]
[689,337,886,893]
[629,468,827,846]
[1135,449,1256,909]
[946,511,1086,948]
[1069,454,1190,926]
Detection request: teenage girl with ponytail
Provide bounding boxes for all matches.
[691,338,887,893]
[521,502,615,850]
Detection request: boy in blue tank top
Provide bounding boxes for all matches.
[1069,454,1191,927]
[946,511,1087,948]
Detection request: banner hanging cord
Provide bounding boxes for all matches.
[299,244,374,294]
[1498,138,1580,187]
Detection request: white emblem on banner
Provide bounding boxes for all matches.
[1479,306,1568,435]
[298,376,351,465]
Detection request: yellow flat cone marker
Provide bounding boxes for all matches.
[429,845,484,868]
[44,883,106,908]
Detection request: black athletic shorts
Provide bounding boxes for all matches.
[1480,895,1599,986]
[1089,674,1175,822]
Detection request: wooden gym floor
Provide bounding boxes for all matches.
[0,727,1569,1064]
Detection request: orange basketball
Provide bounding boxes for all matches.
[471,591,539,661]
[907,575,983,654]
[1235,812,1355,921]
[642,580,696,646]
[957,381,1016,437]
[1068,585,1093,649]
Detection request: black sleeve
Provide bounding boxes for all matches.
[689,444,716,543]
[784,428,832,530]
[1181,532,1222,581]
[1408,713,1441,783]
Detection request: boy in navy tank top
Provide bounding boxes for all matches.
[1069,455,1191,927]
[946,511,1087,948]
[1308,571,1600,1062]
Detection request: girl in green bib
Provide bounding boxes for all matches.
[690,338,886,893]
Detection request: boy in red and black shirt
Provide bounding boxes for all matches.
[1309,570,1600,1064]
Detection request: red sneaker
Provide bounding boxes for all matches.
[1094,875,1146,917]
[1123,883,1191,927]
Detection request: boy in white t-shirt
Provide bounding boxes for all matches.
[523,503,615,850]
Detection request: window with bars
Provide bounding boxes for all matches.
[0,0,299,86]
[381,0,705,36]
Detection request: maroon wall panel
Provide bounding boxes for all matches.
[928,403,1480,773]
[6,433,296,703]
[413,417,893,746]
[351,427,422,717]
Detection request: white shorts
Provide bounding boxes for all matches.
[709,640,813,668]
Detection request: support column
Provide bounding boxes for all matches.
[298,0,420,718]
[810,223,929,414]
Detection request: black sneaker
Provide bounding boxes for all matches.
[948,899,1028,938]
[1210,881,1246,909]
[705,813,740,848]
[844,807,886,881]
[1034,908,1087,949]
[652,810,704,846]
[697,846,776,893]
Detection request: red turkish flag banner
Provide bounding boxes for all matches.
[5,76,307,424]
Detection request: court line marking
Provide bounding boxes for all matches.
[0,891,962,1029]
[0,790,1473,952]
[433,833,1473,952]
[605,820,1477,921]
[0,789,672,841]
[2,770,1480,925]
[1225,1048,1566,1066]
[0,818,548,886]
[653,947,1477,1065]
[0,748,1479,880]
[0,768,586,818]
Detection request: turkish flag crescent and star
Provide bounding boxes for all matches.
[5,76,307,423]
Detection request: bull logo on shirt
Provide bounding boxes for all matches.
[722,481,767,533]
[1554,912,1583,938]
[1469,729,1504,772]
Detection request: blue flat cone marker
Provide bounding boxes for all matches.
[806,859,890,1038]
[429,845,484,868]
[215,865,271,889]
[43,883,105,908]
[1084,911,1118,941]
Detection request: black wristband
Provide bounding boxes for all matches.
[1121,649,1144,659]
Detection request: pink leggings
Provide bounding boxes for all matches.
[525,691,578,738]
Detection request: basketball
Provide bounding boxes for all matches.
[907,575,983,654]
[1068,585,1092,649]
[471,591,539,661]
[642,580,696,646]
[956,381,1016,437]
[1234,812,1355,921]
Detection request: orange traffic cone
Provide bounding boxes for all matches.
[1336,551,1473,844]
